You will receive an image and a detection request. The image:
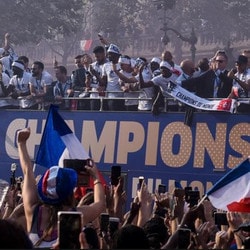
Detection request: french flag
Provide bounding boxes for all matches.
[206,158,250,212]
[35,105,106,197]
[35,105,89,167]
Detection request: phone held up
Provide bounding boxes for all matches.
[178,228,191,249]
[158,184,166,194]
[58,211,83,249]
[138,176,144,189]
[63,159,92,187]
[111,165,121,186]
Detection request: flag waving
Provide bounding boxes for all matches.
[35,105,106,198]
[206,158,250,212]
[35,105,89,167]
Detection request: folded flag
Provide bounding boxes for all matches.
[206,158,250,212]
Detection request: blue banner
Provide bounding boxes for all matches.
[1,109,250,205]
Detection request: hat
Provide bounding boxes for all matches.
[12,61,24,71]
[160,61,171,70]
[135,57,147,68]
[118,56,130,65]
[236,55,248,65]
[37,166,77,205]
[151,57,161,65]
[227,198,250,213]
[107,44,121,54]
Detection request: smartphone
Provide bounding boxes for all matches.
[63,159,90,187]
[138,176,144,189]
[109,217,120,237]
[158,184,166,194]
[100,213,110,233]
[178,228,191,249]
[111,165,121,186]
[58,211,83,249]
[214,212,228,226]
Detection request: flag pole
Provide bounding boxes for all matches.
[197,194,207,207]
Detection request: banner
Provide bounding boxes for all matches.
[165,81,236,113]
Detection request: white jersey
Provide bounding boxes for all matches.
[233,69,250,97]
[152,74,178,105]
[135,67,154,111]
[120,70,139,106]
[29,71,53,94]
[102,61,123,98]
[0,72,10,107]
[9,71,31,93]
[90,60,107,98]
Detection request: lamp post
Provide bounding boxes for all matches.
[155,0,198,62]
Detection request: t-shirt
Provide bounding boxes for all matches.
[102,62,123,97]
[135,67,154,111]
[233,69,250,97]
[119,70,139,106]
[152,74,178,105]
[29,71,53,94]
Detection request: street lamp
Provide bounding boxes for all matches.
[162,24,198,62]
[155,0,198,62]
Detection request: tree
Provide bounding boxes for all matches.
[0,0,86,65]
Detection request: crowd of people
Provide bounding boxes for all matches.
[1,127,250,249]
[0,33,249,113]
[1,33,250,249]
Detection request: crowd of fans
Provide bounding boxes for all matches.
[0,33,249,113]
[0,33,250,249]
[0,127,250,249]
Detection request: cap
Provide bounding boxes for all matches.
[107,44,121,54]
[37,166,77,205]
[160,61,172,70]
[118,56,130,65]
[12,61,24,71]
[151,57,161,65]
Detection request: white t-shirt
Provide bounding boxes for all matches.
[233,69,250,97]
[119,70,139,106]
[0,72,10,107]
[152,74,178,105]
[102,62,123,97]
[9,72,31,93]
[9,72,32,107]
[90,61,107,98]
[29,71,53,94]
[135,67,154,111]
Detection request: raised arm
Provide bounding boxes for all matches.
[77,160,105,225]
[17,128,39,231]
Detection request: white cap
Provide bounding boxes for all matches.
[160,61,172,70]
[151,57,161,65]
[118,56,130,65]
[107,44,121,54]
[12,61,25,71]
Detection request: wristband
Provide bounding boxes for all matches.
[94,181,102,185]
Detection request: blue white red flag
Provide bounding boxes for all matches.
[35,105,106,197]
[206,158,250,212]
[35,105,89,168]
